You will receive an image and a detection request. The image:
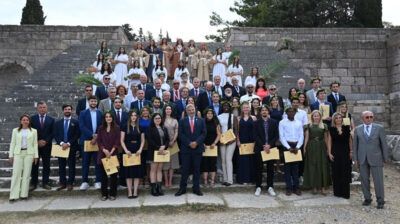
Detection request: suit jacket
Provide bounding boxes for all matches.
[138,83,154,91]
[254,118,279,153]
[327,93,346,113]
[209,104,222,115]
[306,89,318,105]
[78,109,103,145]
[296,88,308,94]
[197,91,212,113]
[229,85,246,98]
[145,88,165,101]
[31,114,54,147]
[9,128,38,158]
[178,116,207,154]
[174,99,187,119]
[95,85,109,101]
[262,95,284,109]
[213,85,225,98]
[113,110,128,129]
[53,118,80,150]
[189,88,205,99]
[130,99,151,113]
[146,126,170,152]
[170,88,182,102]
[353,123,389,166]
[310,101,334,117]
[98,98,127,112]
[76,98,88,117]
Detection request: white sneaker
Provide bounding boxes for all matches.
[79,182,89,190]
[268,187,276,196]
[255,187,261,196]
[95,182,101,189]
[119,185,127,189]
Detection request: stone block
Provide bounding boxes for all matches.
[223,193,281,208]
[91,197,140,208]
[44,196,96,210]
[187,194,224,206]
[347,49,365,58]
[293,196,350,207]
[142,194,186,207]
[332,69,348,77]
[0,199,50,212]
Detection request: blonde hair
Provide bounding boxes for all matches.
[331,112,343,128]
[337,103,349,118]
[310,110,325,129]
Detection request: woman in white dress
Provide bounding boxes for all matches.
[174,60,190,82]
[128,60,146,85]
[96,41,112,62]
[226,56,243,87]
[244,67,259,88]
[91,54,104,93]
[113,47,129,87]
[159,73,170,91]
[96,63,117,87]
[212,48,227,86]
[152,59,168,83]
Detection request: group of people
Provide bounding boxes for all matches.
[7,41,389,210]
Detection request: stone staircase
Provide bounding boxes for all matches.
[0,43,304,189]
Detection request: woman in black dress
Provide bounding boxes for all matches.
[201,109,221,187]
[120,110,145,198]
[327,112,352,199]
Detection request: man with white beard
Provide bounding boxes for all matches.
[179,72,194,89]
[222,87,234,102]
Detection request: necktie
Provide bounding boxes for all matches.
[195,89,198,98]
[208,92,212,106]
[40,115,44,128]
[182,99,186,109]
[335,93,339,102]
[190,117,194,134]
[365,125,370,140]
[63,119,69,142]
[235,86,239,94]
[157,90,160,98]
[139,100,142,111]
[116,110,120,124]
[175,90,179,101]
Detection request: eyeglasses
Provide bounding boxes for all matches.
[365,116,374,119]
[247,86,254,89]
[173,83,179,85]
[104,78,111,80]
[269,88,276,91]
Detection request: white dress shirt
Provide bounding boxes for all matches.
[279,118,304,149]
[283,110,308,126]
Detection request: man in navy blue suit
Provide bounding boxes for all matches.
[310,89,334,125]
[189,78,204,100]
[174,87,190,119]
[30,101,55,191]
[78,95,103,190]
[170,79,182,102]
[95,74,112,101]
[54,104,80,191]
[131,90,151,113]
[138,74,154,91]
[76,85,94,117]
[327,81,346,112]
[197,81,214,114]
[145,78,165,101]
[175,104,207,196]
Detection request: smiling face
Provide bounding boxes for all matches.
[63,106,72,117]
[165,106,172,116]
[153,114,162,126]
[130,112,137,123]
[105,113,113,124]
[20,116,30,128]
[312,112,321,124]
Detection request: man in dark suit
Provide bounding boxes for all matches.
[189,77,204,100]
[78,95,103,190]
[170,79,182,102]
[145,78,165,101]
[213,75,224,97]
[53,104,80,191]
[131,90,151,113]
[327,81,346,112]
[175,104,207,196]
[310,89,334,125]
[262,84,284,109]
[296,78,308,93]
[138,74,154,92]
[76,85,94,117]
[253,105,279,196]
[30,101,55,191]
[229,76,246,98]
[174,87,190,119]
[95,74,112,101]
[222,86,234,102]
[197,81,214,113]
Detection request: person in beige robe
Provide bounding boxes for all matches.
[194,43,212,82]
[129,42,149,70]
[159,38,173,78]
[185,40,198,79]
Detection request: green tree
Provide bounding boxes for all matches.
[158,29,163,42]
[20,0,46,25]
[121,23,136,41]
[354,0,382,27]
[147,31,153,41]
[166,32,171,42]
[205,11,231,42]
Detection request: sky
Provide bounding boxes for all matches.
[0,0,399,42]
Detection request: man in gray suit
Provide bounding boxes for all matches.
[306,77,321,105]
[98,86,126,112]
[353,111,388,209]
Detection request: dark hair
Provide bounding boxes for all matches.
[251,98,261,118]
[133,60,140,69]
[155,59,163,71]
[113,97,123,104]
[255,78,267,92]
[96,54,104,66]
[118,47,126,56]
[101,63,113,74]
[186,96,197,105]
[87,95,98,101]
[290,96,300,103]
[260,104,271,113]
[85,85,93,90]
[232,56,240,68]
[150,113,164,127]
[250,67,259,78]
[101,111,118,132]
[288,87,297,99]
[126,110,140,134]
[221,101,233,129]
[297,92,309,107]
[18,114,32,131]
[100,41,107,52]
[204,108,220,127]
[116,85,128,95]
[62,104,73,110]
[216,47,223,60]
[177,60,185,71]
[162,104,176,121]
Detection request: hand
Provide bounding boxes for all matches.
[38,140,46,147]
[104,149,110,158]
[189,141,198,149]
[210,144,215,149]
[349,152,353,160]
[383,162,387,167]
[325,117,331,121]
[354,161,359,168]
[34,158,38,165]
[236,141,241,148]
[8,157,13,164]
[62,143,69,150]
[136,150,142,156]
[328,153,334,162]
[169,141,174,147]
[264,148,270,154]
[303,150,306,156]
[126,151,132,157]
[90,139,97,145]
[159,146,166,151]
[263,144,271,151]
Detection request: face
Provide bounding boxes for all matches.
[186,106,195,116]
[258,80,264,87]
[340,104,347,113]
[317,92,326,101]
[154,80,162,89]
[212,94,220,103]
[163,92,171,102]
[206,83,213,91]
[140,75,147,84]
[21,116,30,127]
[225,45,231,52]
[120,47,125,54]
[287,109,296,120]
[130,112,137,123]
[173,80,180,89]
[118,87,125,96]
[165,107,172,116]
[85,87,93,97]
[232,99,239,107]
[137,90,144,99]
[181,89,189,98]
[181,74,188,82]
[261,107,270,117]
[252,68,258,75]
[312,112,321,123]
[334,115,343,125]
[159,74,165,82]
[157,60,162,66]
[299,94,305,103]
[108,89,117,99]
[102,42,106,48]
[234,57,238,63]
[179,61,184,67]
[312,80,320,89]
[362,112,374,125]
[153,100,161,108]
[252,100,260,108]
[188,98,195,105]
[291,100,299,108]
[135,61,140,68]
[37,104,47,115]
[331,84,339,93]
[298,79,305,89]
[131,84,138,92]
[89,99,97,108]
[105,113,113,124]
[141,108,150,117]
[217,48,222,54]
[63,106,72,117]
[193,79,200,88]
[206,111,214,120]
[103,76,111,85]
[290,88,297,96]
[114,99,122,109]
[246,85,254,93]
[224,88,232,97]
[214,76,221,86]
[242,104,250,114]
[222,103,230,112]
[232,78,238,86]
[271,98,278,106]
[269,86,277,95]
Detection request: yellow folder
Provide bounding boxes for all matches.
[169,142,180,156]
[239,143,255,155]
[220,129,236,144]
[284,151,303,163]
[101,156,120,175]
[319,104,330,120]
[307,114,312,124]
[51,144,70,158]
[154,150,170,163]
[123,154,141,166]
[203,145,218,157]
[261,147,280,161]
[343,117,350,126]
[84,140,98,152]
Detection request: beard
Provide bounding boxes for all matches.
[225,93,232,97]
[64,112,71,117]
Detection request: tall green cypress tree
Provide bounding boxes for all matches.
[20,0,46,25]
[354,0,382,27]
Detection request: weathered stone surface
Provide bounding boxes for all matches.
[44,196,96,210]
[91,197,140,208]
[223,193,281,208]
[187,194,224,206]
[293,196,350,207]
[142,194,186,207]
[277,192,315,201]
[387,135,400,161]
[0,199,50,212]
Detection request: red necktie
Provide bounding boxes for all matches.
[190,117,194,134]
[175,90,179,101]
[40,115,44,128]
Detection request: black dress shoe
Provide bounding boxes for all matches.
[175,189,186,196]
[377,201,385,209]
[362,199,372,206]
[193,190,203,196]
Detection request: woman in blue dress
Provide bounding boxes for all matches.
[236,102,256,184]
[121,110,145,198]
[139,106,151,188]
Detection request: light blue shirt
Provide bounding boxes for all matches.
[363,124,372,136]
[90,109,97,135]
[214,104,220,115]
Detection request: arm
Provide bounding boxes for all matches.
[349,134,353,160]
[296,123,304,149]
[9,129,16,159]
[254,121,263,150]
[327,132,333,161]
[235,117,240,147]
[120,131,131,156]
[379,126,389,164]
[213,125,222,146]
[79,113,93,139]
[278,122,291,150]
[353,128,358,163]
[97,129,105,151]
[268,120,279,148]
[178,119,191,147]
[110,130,120,155]
[54,122,62,145]
[45,118,54,144]
[303,129,309,155]
[195,119,207,145]
[33,130,39,158]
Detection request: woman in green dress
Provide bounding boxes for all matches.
[303,110,331,195]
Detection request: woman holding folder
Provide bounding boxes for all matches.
[97,111,120,201]
[303,110,331,195]
[236,102,256,184]
[200,108,221,187]
[9,114,39,202]
[121,110,145,198]
[162,104,179,188]
[146,113,169,196]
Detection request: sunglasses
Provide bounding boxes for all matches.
[173,83,180,85]
[269,88,276,91]
[104,78,111,80]
[365,116,373,119]
[247,86,254,89]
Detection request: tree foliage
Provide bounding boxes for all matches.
[205,11,232,42]
[20,0,46,25]
[121,24,170,42]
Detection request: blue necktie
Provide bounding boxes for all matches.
[335,93,339,102]
[208,92,212,106]
[364,125,370,140]
[64,119,69,142]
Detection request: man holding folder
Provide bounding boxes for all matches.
[53,104,80,191]
[253,105,279,196]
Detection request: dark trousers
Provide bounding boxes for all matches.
[81,145,101,183]
[255,152,274,188]
[117,152,126,186]
[180,152,202,191]
[284,162,299,191]
[99,164,118,197]
[58,148,77,185]
[31,145,51,186]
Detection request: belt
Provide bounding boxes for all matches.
[287,141,298,145]
[21,148,27,150]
